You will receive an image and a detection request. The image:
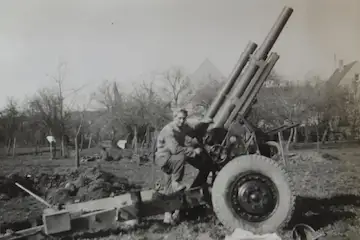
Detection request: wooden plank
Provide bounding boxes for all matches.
[65,188,206,232]
[117,193,184,221]
[0,226,44,240]
[44,209,120,234]
[43,210,71,235]
[36,187,208,235]
[71,209,117,233]
[117,187,207,221]
[63,189,156,212]
[69,187,204,219]
[63,187,206,213]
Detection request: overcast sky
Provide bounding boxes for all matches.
[0,0,359,108]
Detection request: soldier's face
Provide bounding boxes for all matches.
[174,112,187,128]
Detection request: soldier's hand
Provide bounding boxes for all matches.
[194,147,202,155]
[201,117,213,124]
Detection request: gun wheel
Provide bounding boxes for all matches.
[211,154,295,234]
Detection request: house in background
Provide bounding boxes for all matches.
[337,60,360,92]
[182,59,226,116]
[326,60,359,89]
[188,58,226,88]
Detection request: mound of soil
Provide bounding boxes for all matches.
[0,173,40,200]
[0,166,139,205]
[99,146,134,162]
[46,166,138,204]
[322,152,340,161]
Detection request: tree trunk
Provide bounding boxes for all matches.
[88,134,92,149]
[53,143,57,159]
[146,125,151,148]
[111,129,117,144]
[132,126,138,154]
[6,138,11,156]
[293,127,297,143]
[96,132,100,144]
[321,127,329,144]
[316,125,320,152]
[34,142,38,156]
[6,139,9,156]
[150,129,159,162]
[304,125,309,143]
[285,128,294,152]
[80,134,84,152]
[74,136,80,168]
[61,136,65,157]
[12,137,16,159]
[49,142,53,160]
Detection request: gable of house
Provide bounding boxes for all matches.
[337,61,359,88]
[188,58,226,87]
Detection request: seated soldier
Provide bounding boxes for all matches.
[154,108,212,224]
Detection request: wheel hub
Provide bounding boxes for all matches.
[229,172,278,222]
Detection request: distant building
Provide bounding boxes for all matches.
[182,58,226,116]
[326,60,358,89]
[337,60,360,91]
[187,58,226,87]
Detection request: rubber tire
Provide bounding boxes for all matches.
[211,154,295,234]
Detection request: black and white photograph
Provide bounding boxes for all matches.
[0,1,359,239]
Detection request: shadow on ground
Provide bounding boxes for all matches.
[286,194,360,231]
[66,206,220,240]
[66,219,173,239]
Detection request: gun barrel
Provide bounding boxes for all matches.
[233,6,293,101]
[256,6,293,61]
[211,6,293,129]
[224,52,280,128]
[205,41,257,119]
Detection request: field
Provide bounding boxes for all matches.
[1,144,360,240]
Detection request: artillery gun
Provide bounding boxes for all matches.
[0,6,296,239]
[186,6,296,234]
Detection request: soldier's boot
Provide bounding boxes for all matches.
[163,211,181,225]
[163,212,174,224]
[172,210,180,223]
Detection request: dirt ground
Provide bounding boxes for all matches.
[1,145,360,240]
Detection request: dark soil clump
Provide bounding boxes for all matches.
[0,173,40,200]
[0,166,138,205]
[46,166,137,204]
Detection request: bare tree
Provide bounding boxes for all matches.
[342,82,360,140]
[92,80,128,143]
[190,77,224,110]
[133,80,171,128]
[51,62,67,157]
[131,80,172,147]
[93,80,118,111]
[159,67,192,109]
[0,98,23,156]
[27,87,69,158]
[27,62,91,158]
[93,78,172,150]
[70,100,92,168]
